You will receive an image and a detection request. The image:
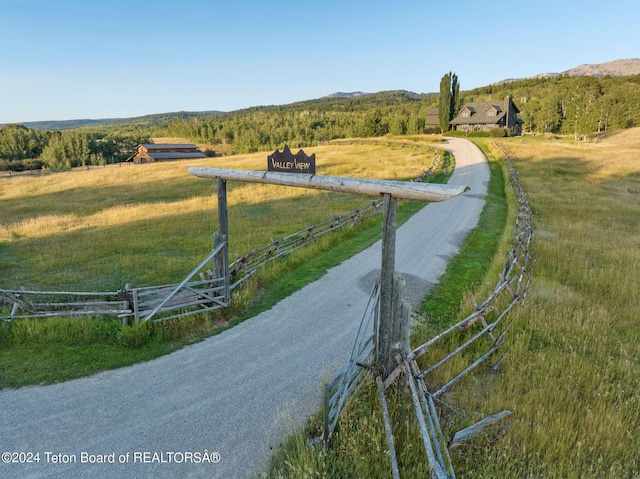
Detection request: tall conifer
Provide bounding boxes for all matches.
[439,71,459,133]
[438,72,452,133]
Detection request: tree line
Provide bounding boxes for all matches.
[161,91,433,154]
[0,124,149,171]
[2,73,640,170]
[463,74,640,140]
[158,74,640,149]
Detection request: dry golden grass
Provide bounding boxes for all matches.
[0,139,438,291]
[445,129,640,478]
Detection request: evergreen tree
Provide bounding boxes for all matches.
[450,73,460,125]
[439,72,459,133]
[439,73,453,133]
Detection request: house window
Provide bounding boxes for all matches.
[461,124,469,130]
[462,112,469,118]
[487,111,495,117]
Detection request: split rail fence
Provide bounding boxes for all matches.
[1,241,230,323]
[229,142,443,287]
[322,144,534,478]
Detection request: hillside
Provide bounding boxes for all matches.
[5,110,223,131]
[498,58,640,84]
[563,58,640,77]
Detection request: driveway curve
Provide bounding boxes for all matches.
[0,138,489,479]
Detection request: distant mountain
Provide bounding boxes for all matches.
[562,58,640,77]
[11,118,124,131]
[325,91,371,99]
[496,58,640,85]
[3,110,223,131]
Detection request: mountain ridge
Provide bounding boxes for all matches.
[496,58,640,84]
[5,59,638,130]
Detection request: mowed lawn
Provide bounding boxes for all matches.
[451,130,640,478]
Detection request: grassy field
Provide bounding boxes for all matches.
[0,137,448,388]
[268,130,640,478]
[450,130,640,478]
[1,140,438,291]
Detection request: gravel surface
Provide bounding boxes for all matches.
[0,138,489,479]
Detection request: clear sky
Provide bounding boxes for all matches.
[1,0,639,124]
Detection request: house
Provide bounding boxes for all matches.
[128,144,206,164]
[426,108,440,130]
[450,96,523,135]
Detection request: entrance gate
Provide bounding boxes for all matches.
[188,166,468,376]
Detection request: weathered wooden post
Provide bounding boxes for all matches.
[378,194,400,376]
[122,283,131,326]
[376,192,411,378]
[214,177,230,305]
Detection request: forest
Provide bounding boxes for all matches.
[2,73,640,171]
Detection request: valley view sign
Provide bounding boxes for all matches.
[268,145,316,174]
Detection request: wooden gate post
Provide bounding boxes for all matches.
[377,193,396,377]
[214,178,230,304]
[376,193,410,378]
[189,167,468,370]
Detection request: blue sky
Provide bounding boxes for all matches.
[1,0,639,123]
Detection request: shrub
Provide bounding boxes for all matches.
[0,158,45,171]
[467,131,490,137]
[489,127,508,137]
[444,130,467,137]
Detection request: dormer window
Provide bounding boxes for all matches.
[487,111,495,117]
[462,112,469,118]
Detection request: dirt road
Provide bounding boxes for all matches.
[0,138,489,479]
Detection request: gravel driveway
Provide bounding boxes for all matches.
[0,138,489,479]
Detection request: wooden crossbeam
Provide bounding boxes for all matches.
[189,167,469,202]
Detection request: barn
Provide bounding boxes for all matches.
[128,144,206,164]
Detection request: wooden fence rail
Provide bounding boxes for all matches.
[323,282,379,442]
[1,242,230,323]
[228,145,444,287]
[0,288,130,321]
[229,201,383,287]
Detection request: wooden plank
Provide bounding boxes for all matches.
[450,410,513,448]
[427,394,456,479]
[1,288,120,297]
[376,376,401,479]
[3,309,132,320]
[418,320,495,379]
[189,167,469,202]
[433,346,498,398]
[402,359,448,479]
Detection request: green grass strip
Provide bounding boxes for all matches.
[417,140,507,330]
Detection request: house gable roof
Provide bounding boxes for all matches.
[450,98,516,125]
[139,143,199,150]
[145,152,206,160]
